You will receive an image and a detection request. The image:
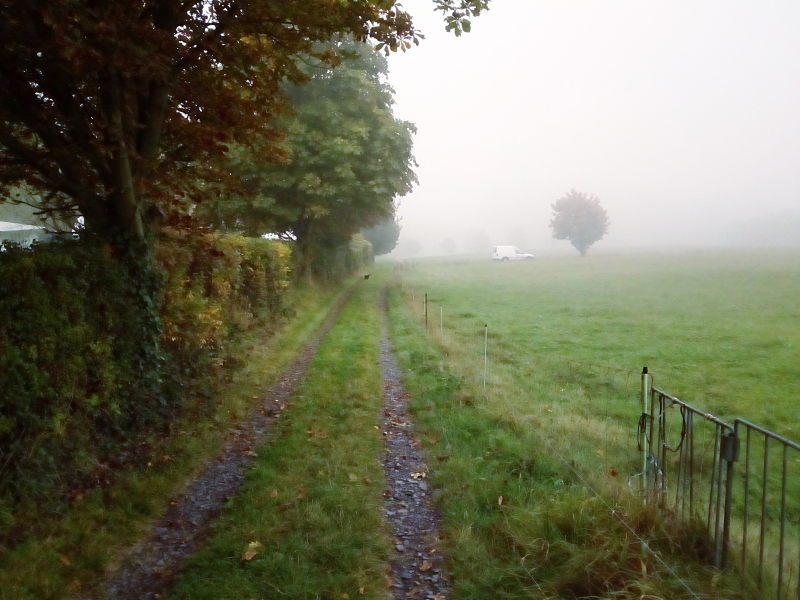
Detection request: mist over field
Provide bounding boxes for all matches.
[387,0,800,257]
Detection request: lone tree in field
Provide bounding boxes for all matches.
[550,189,609,256]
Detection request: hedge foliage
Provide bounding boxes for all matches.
[0,229,295,525]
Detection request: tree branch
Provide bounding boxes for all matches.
[0,124,94,204]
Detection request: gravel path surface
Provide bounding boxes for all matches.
[83,286,356,600]
[380,291,449,600]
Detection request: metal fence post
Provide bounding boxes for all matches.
[640,367,653,496]
[721,431,739,569]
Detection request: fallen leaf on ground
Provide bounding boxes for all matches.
[420,560,433,571]
[348,473,359,482]
[270,489,278,498]
[241,540,263,561]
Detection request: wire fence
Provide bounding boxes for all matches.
[407,283,799,599]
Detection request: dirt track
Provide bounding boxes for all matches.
[380,291,449,600]
[85,286,356,600]
[84,282,448,599]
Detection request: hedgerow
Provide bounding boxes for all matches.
[0,229,297,534]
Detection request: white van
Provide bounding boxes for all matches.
[491,245,534,261]
[0,221,51,250]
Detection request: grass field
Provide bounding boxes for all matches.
[398,249,800,437]
[389,248,799,598]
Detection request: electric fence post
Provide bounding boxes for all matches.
[483,324,488,393]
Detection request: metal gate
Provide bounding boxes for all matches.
[638,367,800,599]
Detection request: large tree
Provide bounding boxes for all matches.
[550,189,609,256]
[0,1,488,257]
[199,40,416,276]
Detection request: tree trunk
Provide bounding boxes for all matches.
[293,219,315,283]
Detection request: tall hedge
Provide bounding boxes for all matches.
[0,230,292,524]
[308,233,373,281]
[156,228,292,391]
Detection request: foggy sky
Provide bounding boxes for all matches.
[386,0,800,257]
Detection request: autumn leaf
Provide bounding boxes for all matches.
[420,560,432,572]
[241,540,263,561]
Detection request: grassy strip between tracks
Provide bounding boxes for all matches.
[0,283,345,600]
[167,276,387,600]
[384,279,757,600]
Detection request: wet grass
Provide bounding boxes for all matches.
[0,283,346,600]
[387,248,798,598]
[398,249,800,437]
[167,277,388,599]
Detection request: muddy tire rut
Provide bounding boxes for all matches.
[83,286,357,600]
[380,292,449,600]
